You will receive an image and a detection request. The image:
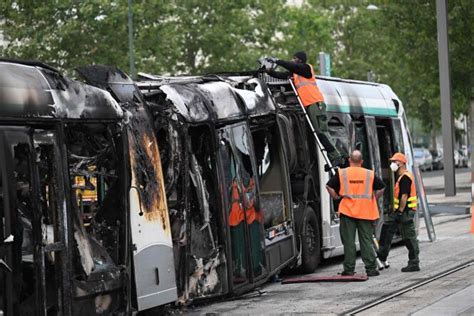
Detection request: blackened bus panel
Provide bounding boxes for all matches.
[0,62,123,121]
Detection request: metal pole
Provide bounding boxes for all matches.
[128,0,136,79]
[318,52,326,76]
[436,0,456,196]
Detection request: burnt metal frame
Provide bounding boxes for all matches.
[60,120,131,312]
[0,131,14,316]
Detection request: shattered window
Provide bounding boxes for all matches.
[251,127,288,230]
[219,124,265,283]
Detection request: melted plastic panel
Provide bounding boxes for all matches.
[52,79,124,119]
[199,82,243,120]
[231,78,276,117]
[159,84,211,123]
[65,123,127,314]
[76,65,145,105]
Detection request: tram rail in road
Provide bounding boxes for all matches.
[344,260,474,315]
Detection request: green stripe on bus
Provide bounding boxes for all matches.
[326,104,398,117]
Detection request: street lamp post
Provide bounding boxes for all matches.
[436,0,456,196]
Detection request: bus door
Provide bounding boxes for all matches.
[364,116,385,233]
[218,123,266,290]
[252,115,296,274]
[375,118,399,226]
[0,127,70,316]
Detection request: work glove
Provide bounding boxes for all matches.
[265,57,278,64]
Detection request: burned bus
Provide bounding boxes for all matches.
[1,58,431,314]
[136,74,298,302]
[0,60,177,315]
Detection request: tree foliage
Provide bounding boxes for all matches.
[1,0,472,144]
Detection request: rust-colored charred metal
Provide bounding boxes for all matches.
[127,104,170,230]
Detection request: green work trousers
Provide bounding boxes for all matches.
[306,102,343,161]
[339,214,377,273]
[378,210,420,266]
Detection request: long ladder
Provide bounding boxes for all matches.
[287,79,336,176]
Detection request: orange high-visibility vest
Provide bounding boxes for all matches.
[394,171,417,211]
[229,180,245,226]
[338,167,379,220]
[243,178,262,224]
[293,64,324,107]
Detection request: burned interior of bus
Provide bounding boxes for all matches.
[148,91,229,302]
[65,122,128,315]
[0,121,129,315]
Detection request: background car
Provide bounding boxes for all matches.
[454,149,469,168]
[430,149,444,170]
[414,147,433,171]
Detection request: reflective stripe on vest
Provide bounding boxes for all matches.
[292,64,324,107]
[338,167,379,220]
[393,171,417,211]
[341,168,372,200]
[229,180,245,226]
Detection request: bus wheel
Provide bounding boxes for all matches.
[301,206,321,273]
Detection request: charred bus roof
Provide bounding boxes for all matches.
[0,59,123,121]
[137,73,275,123]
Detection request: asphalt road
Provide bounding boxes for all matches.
[187,215,474,315]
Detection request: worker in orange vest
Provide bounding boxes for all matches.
[326,150,385,276]
[378,152,420,272]
[229,178,246,282]
[229,179,245,227]
[265,51,345,166]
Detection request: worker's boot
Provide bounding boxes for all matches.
[401,265,420,272]
[366,270,380,277]
[340,271,355,276]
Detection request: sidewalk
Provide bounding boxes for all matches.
[422,169,472,216]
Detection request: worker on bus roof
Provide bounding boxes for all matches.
[264,51,345,166]
[378,152,420,272]
[326,150,385,277]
